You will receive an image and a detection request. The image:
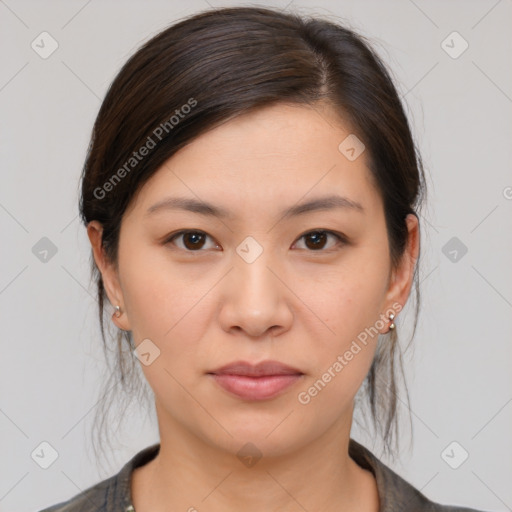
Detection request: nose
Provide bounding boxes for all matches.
[217,248,293,339]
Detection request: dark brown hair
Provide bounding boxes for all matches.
[79,5,426,469]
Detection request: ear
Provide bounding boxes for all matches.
[87,220,131,332]
[383,213,420,317]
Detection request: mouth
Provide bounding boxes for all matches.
[207,360,304,401]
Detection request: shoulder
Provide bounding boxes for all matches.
[348,438,490,512]
[434,507,489,512]
[428,503,489,512]
[37,474,114,512]
[37,443,160,512]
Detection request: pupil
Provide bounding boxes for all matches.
[185,232,203,249]
[307,232,325,250]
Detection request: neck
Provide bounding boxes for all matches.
[131,405,380,512]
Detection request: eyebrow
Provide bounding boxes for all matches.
[145,194,365,219]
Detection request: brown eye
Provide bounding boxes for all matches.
[294,230,346,251]
[182,232,206,250]
[165,229,346,253]
[166,230,217,251]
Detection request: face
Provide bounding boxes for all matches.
[89,102,418,459]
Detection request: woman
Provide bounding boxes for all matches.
[40,6,487,512]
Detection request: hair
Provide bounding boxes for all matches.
[79,5,427,470]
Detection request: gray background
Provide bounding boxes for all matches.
[1,0,511,511]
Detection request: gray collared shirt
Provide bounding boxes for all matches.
[39,438,488,511]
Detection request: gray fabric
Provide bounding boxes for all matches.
[38,438,488,512]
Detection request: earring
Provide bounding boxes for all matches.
[113,305,122,318]
[388,313,395,331]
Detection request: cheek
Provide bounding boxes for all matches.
[295,281,381,416]
[292,254,388,390]
[301,260,386,338]
[120,255,209,409]
[119,248,217,381]
[118,239,192,331]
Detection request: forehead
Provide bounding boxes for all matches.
[130,103,381,219]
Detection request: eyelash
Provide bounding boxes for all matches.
[164,229,348,253]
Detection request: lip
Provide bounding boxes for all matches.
[208,360,304,401]
[211,360,303,377]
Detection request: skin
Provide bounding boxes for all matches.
[88,102,419,512]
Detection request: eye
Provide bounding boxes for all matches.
[165,230,219,251]
[164,229,347,252]
[293,230,347,251]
